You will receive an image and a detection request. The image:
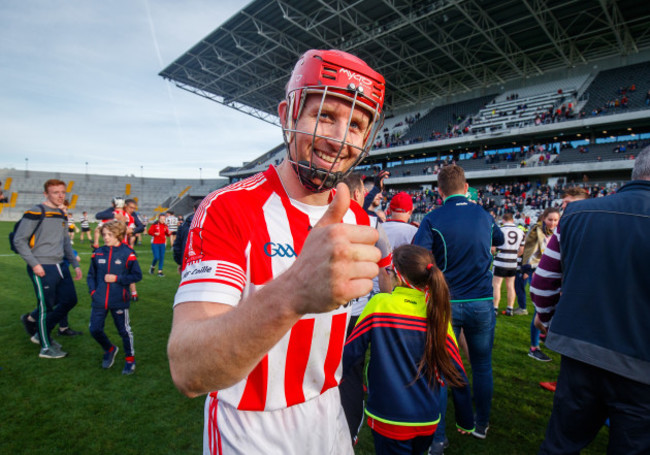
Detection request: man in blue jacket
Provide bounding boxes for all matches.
[413,164,503,448]
[534,146,650,454]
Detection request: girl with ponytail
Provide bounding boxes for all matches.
[343,244,474,454]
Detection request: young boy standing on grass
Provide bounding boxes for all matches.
[87,220,142,375]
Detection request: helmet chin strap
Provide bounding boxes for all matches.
[292,160,343,193]
[284,130,348,193]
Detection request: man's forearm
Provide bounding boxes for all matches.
[168,275,303,397]
[169,190,380,398]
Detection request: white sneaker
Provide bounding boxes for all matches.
[39,346,68,359]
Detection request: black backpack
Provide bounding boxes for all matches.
[9,204,46,253]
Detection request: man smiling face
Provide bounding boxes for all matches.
[281,93,372,191]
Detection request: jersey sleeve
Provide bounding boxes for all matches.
[87,253,98,295]
[412,216,434,251]
[117,250,142,286]
[342,295,379,373]
[375,223,392,268]
[530,232,563,327]
[174,195,248,308]
[491,219,505,247]
[13,206,43,268]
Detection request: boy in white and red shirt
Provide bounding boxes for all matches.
[168,49,388,454]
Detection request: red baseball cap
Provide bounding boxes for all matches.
[389,192,413,213]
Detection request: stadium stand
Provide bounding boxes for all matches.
[0,168,226,221]
[220,144,285,182]
[400,95,496,143]
[579,61,650,117]
[469,75,590,133]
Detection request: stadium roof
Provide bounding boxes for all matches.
[160,0,650,126]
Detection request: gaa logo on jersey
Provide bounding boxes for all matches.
[263,242,297,258]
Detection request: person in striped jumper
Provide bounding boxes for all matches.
[80,211,92,243]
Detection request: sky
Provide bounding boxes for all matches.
[0,0,281,179]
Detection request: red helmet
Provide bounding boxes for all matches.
[285,49,385,120]
[282,49,386,192]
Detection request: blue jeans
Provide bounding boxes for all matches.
[433,299,495,442]
[528,269,540,347]
[151,243,165,271]
[530,309,540,347]
[514,271,527,310]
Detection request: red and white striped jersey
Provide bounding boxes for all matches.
[174,166,389,412]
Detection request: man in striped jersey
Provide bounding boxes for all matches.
[168,49,388,454]
[492,212,525,316]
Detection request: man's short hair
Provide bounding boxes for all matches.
[437,165,466,196]
[125,198,137,206]
[101,220,127,242]
[44,179,66,192]
[562,187,589,200]
[502,212,514,222]
[343,173,364,195]
[632,146,650,180]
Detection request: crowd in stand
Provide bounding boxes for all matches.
[370,177,621,227]
[532,102,575,125]
[373,137,650,179]
[585,83,646,117]
[372,78,650,153]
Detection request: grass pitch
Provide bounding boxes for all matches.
[0,221,607,454]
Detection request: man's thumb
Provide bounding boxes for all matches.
[315,183,350,228]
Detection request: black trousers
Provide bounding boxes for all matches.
[539,355,650,455]
[27,263,77,348]
[340,315,365,443]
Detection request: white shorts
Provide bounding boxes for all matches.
[203,386,353,455]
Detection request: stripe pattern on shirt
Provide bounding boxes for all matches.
[174,166,378,412]
[530,232,563,326]
[493,223,525,270]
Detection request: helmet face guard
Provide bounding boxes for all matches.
[281,50,385,193]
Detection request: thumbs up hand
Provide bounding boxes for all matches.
[287,183,380,314]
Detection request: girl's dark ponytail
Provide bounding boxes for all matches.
[392,245,465,388]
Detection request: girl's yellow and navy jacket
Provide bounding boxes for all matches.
[343,286,474,437]
[87,244,142,310]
